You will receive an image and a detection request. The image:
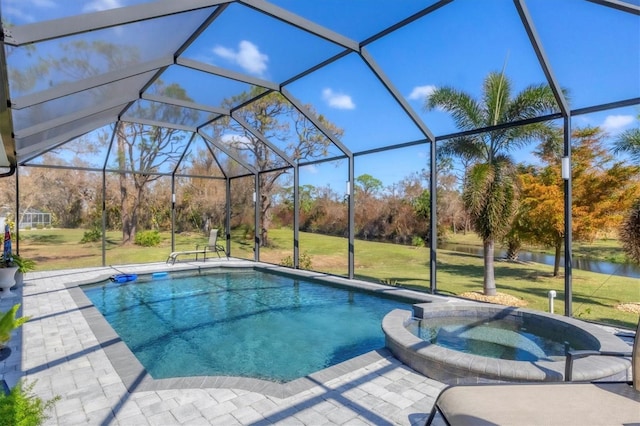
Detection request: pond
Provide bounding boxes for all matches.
[439,243,640,278]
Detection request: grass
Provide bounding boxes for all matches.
[16,227,640,329]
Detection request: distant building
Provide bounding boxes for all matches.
[18,209,52,229]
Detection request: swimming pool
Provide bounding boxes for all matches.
[83,268,413,383]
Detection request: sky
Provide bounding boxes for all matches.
[2,0,639,192]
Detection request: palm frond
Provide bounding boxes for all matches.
[613,127,640,164]
[483,71,512,126]
[506,84,558,121]
[426,87,484,130]
[438,136,485,162]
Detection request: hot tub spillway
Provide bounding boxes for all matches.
[383,303,632,384]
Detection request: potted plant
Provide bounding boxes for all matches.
[0,223,18,297]
[12,254,36,289]
[0,303,29,349]
[0,303,29,364]
[0,257,18,298]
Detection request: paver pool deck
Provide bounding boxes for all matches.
[0,260,449,425]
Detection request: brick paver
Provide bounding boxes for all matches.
[0,261,447,425]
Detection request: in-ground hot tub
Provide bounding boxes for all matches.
[383,303,632,384]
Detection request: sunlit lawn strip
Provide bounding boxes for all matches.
[16,227,640,329]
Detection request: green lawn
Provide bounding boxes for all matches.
[16,227,640,329]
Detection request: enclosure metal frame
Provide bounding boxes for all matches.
[0,0,638,317]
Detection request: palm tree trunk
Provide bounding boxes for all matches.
[483,238,497,296]
[506,238,521,261]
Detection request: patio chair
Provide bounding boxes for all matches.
[196,228,227,260]
[425,319,639,426]
[166,229,227,265]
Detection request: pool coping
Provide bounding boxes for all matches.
[383,303,633,384]
[66,259,452,398]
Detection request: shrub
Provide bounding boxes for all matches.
[280,255,293,267]
[279,251,313,270]
[299,251,313,270]
[411,236,425,247]
[0,380,60,426]
[134,230,161,247]
[80,228,101,243]
[380,278,399,286]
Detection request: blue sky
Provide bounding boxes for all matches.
[3,0,639,192]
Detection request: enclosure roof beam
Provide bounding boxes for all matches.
[572,97,640,115]
[19,163,105,173]
[173,132,198,176]
[280,87,352,158]
[119,117,197,133]
[514,0,570,116]
[11,56,174,110]
[238,0,359,51]
[177,58,280,91]
[360,47,436,143]
[17,115,117,161]
[3,0,228,46]
[102,121,120,171]
[231,112,296,167]
[586,0,640,14]
[15,95,138,139]
[198,130,258,175]
[141,93,229,116]
[205,140,229,179]
[360,0,454,47]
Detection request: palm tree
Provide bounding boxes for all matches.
[426,70,558,296]
[614,116,640,265]
[612,114,640,164]
[620,199,640,264]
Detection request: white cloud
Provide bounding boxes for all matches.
[322,88,355,110]
[6,0,56,7]
[83,0,122,12]
[601,115,634,133]
[221,134,251,146]
[4,0,56,22]
[301,164,318,174]
[213,40,268,76]
[408,85,436,101]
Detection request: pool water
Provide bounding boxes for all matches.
[407,316,590,361]
[83,269,412,382]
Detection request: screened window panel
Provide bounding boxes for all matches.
[13,72,156,132]
[175,135,225,178]
[6,7,214,98]
[287,52,425,153]
[122,99,208,130]
[268,0,440,41]
[181,2,345,83]
[105,124,192,174]
[527,0,640,109]
[24,125,113,170]
[152,65,270,110]
[0,0,159,25]
[15,106,123,158]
